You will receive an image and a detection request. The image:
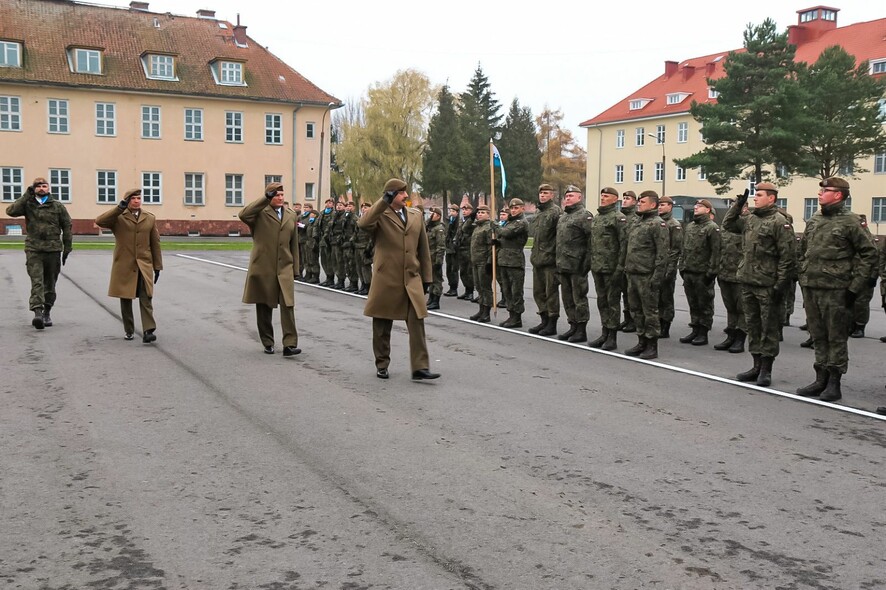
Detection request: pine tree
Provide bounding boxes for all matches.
[498,99,542,202]
[458,64,503,197]
[422,85,467,208]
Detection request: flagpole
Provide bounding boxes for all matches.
[489,139,498,315]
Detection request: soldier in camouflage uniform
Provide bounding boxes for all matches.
[879,237,886,343]
[443,204,461,297]
[6,177,73,329]
[455,202,476,300]
[678,199,721,346]
[353,202,374,295]
[341,202,360,291]
[795,178,878,402]
[656,196,683,338]
[714,206,747,353]
[529,183,561,336]
[722,183,796,387]
[623,190,668,360]
[294,203,306,279]
[617,191,639,333]
[555,186,593,343]
[303,209,321,284]
[495,208,510,309]
[468,205,494,322]
[426,207,446,310]
[317,198,336,286]
[329,200,348,289]
[849,214,878,338]
[495,198,529,328]
[588,187,627,351]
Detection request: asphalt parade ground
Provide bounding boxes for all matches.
[2,249,884,589]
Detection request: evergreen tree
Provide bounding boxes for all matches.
[676,19,804,194]
[795,46,886,179]
[458,64,503,197]
[422,85,467,208]
[498,99,542,202]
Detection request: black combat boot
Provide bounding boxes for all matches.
[476,305,491,323]
[799,323,808,331]
[639,337,658,360]
[500,312,522,329]
[427,294,440,311]
[713,329,734,351]
[850,324,865,338]
[800,336,814,349]
[588,328,608,348]
[457,290,473,300]
[691,328,708,346]
[679,326,700,344]
[819,368,842,402]
[32,307,45,330]
[625,336,646,356]
[728,329,746,353]
[469,306,483,321]
[539,315,558,337]
[528,313,549,334]
[142,329,157,344]
[756,356,773,387]
[567,321,587,343]
[558,322,577,341]
[42,305,53,327]
[736,354,762,382]
[443,288,458,297]
[496,299,507,309]
[622,314,637,333]
[345,282,359,293]
[796,365,829,397]
[659,320,671,339]
[602,328,618,351]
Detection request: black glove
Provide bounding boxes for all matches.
[868,276,878,288]
[382,191,395,205]
[735,188,749,207]
[845,289,857,309]
[154,270,160,284]
[423,282,430,294]
[490,238,501,247]
[62,250,70,266]
[265,190,276,199]
[117,198,130,210]
[27,186,36,196]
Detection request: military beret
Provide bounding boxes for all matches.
[508,198,524,207]
[820,177,850,191]
[361,201,371,208]
[600,187,619,197]
[755,182,778,193]
[659,196,673,205]
[640,190,659,200]
[461,202,475,210]
[696,199,713,210]
[564,185,582,194]
[538,183,554,192]
[383,178,408,193]
[448,203,459,211]
[430,207,443,217]
[265,182,283,195]
[31,177,48,187]
[476,205,490,212]
[622,190,637,198]
[124,188,142,199]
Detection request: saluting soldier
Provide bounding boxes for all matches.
[555,185,594,343]
[678,199,721,346]
[426,207,447,310]
[469,205,495,323]
[657,196,683,338]
[443,204,461,297]
[529,183,561,336]
[617,191,639,333]
[588,187,627,350]
[495,198,529,328]
[455,202,476,300]
[714,206,747,353]
[795,178,877,402]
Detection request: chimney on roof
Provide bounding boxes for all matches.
[788,6,839,45]
[664,60,678,78]
[706,62,716,77]
[232,13,248,46]
[682,65,696,81]
[129,1,149,10]
[197,9,216,18]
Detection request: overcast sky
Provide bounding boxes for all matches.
[116,0,882,149]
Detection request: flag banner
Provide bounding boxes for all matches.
[492,143,507,198]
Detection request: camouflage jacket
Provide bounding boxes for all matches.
[679,214,721,276]
[470,219,494,266]
[426,219,446,266]
[330,210,347,246]
[6,191,72,253]
[624,209,668,282]
[529,200,561,268]
[445,215,460,254]
[718,228,743,283]
[722,201,796,288]
[589,202,627,274]
[798,202,877,292]
[341,212,358,249]
[496,212,528,268]
[555,204,593,274]
[455,217,475,254]
[660,211,683,277]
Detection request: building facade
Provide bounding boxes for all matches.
[0,0,340,235]
[581,6,886,232]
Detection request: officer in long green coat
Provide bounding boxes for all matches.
[678,199,721,347]
[657,196,683,338]
[495,198,529,328]
[795,177,877,402]
[722,182,796,387]
[588,186,627,351]
[529,183,561,336]
[555,186,594,343]
[469,205,495,322]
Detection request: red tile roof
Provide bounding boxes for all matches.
[581,14,886,127]
[0,0,340,106]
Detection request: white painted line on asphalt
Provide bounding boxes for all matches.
[177,253,886,421]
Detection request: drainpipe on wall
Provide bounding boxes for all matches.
[291,104,302,204]
[316,102,336,202]
[595,125,603,207]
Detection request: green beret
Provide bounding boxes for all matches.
[622,190,637,198]
[659,195,673,205]
[696,199,713,210]
[508,198,524,207]
[476,205,490,212]
[756,182,778,193]
[124,188,142,199]
[265,182,283,195]
[564,185,582,194]
[538,183,554,192]
[819,177,850,191]
[640,190,659,200]
[600,187,619,197]
[383,178,407,193]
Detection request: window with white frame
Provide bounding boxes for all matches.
[873,61,886,75]
[873,197,886,223]
[675,165,686,181]
[821,9,836,21]
[184,173,204,205]
[875,152,886,174]
[264,175,282,186]
[635,127,645,147]
[148,54,175,80]
[615,165,624,184]
[629,99,651,110]
[73,48,101,74]
[654,162,664,182]
[655,125,665,144]
[0,41,21,68]
[225,111,243,143]
[616,129,625,149]
[95,102,115,136]
[634,164,644,183]
[775,198,787,211]
[306,122,315,139]
[0,96,21,131]
[141,172,162,203]
[48,99,69,134]
[698,167,707,180]
[96,170,117,203]
[708,87,719,99]
[225,174,243,206]
[141,105,161,138]
[218,61,243,85]
[265,113,282,145]
[666,93,689,105]
[800,10,816,23]
[838,159,853,176]
[305,182,314,201]
[49,169,71,202]
[184,108,203,141]
[677,122,688,143]
[1,166,23,201]
[804,198,818,220]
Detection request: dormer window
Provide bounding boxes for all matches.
[0,40,22,68]
[666,93,690,105]
[872,60,886,75]
[629,98,652,111]
[211,59,246,86]
[821,9,836,21]
[69,47,102,74]
[143,53,177,81]
[800,10,817,23]
[708,87,720,99]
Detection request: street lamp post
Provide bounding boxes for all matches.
[316,101,336,202]
[649,133,666,197]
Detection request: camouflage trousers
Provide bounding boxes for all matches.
[356,253,372,289]
[741,284,783,358]
[802,287,853,374]
[430,263,444,297]
[445,252,459,291]
[783,279,798,324]
[320,243,333,282]
[499,265,524,314]
[459,250,475,294]
[591,271,622,330]
[472,264,493,307]
[682,272,716,330]
[532,264,560,317]
[626,273,660,339]
[25,250,61,310]
[852,282,875,326]
[304,244,320,280]
[297,240,307,278]
[332,245,345,283]
[558,271,590,324]
[658,272,677,324]
[343,247,358,285]
[718,279,746,332]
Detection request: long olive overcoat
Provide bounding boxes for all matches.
[357,198,432,320]
[95,207,163,298]
[239,197,299,307]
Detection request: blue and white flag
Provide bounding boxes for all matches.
[491,143,507,198]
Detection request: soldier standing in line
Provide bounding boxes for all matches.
[722,183,796,387]
[468,205,494,323]
[317,198,336,286]
[329,200,347,289]
[342,201,359,292]
[677,200,721,346]
[623,190,668,360]
[426,207,446,310]
[849,214,879,338]
[657,196,683,338]
[879,237,886,343]
[495,198,529,328]
[528,183,561,336]
[303,209,321,284]
[714,205,747,353]
[455,202,476,301]
[795,178,877,402]
[495,208,509,309]
[353,202,374,295]
[555,185,594,343]
[588,187,627,351]
[617,191,639,333]
[779,210,798,329]
[443,204,461,297]
[293,203,305,280]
